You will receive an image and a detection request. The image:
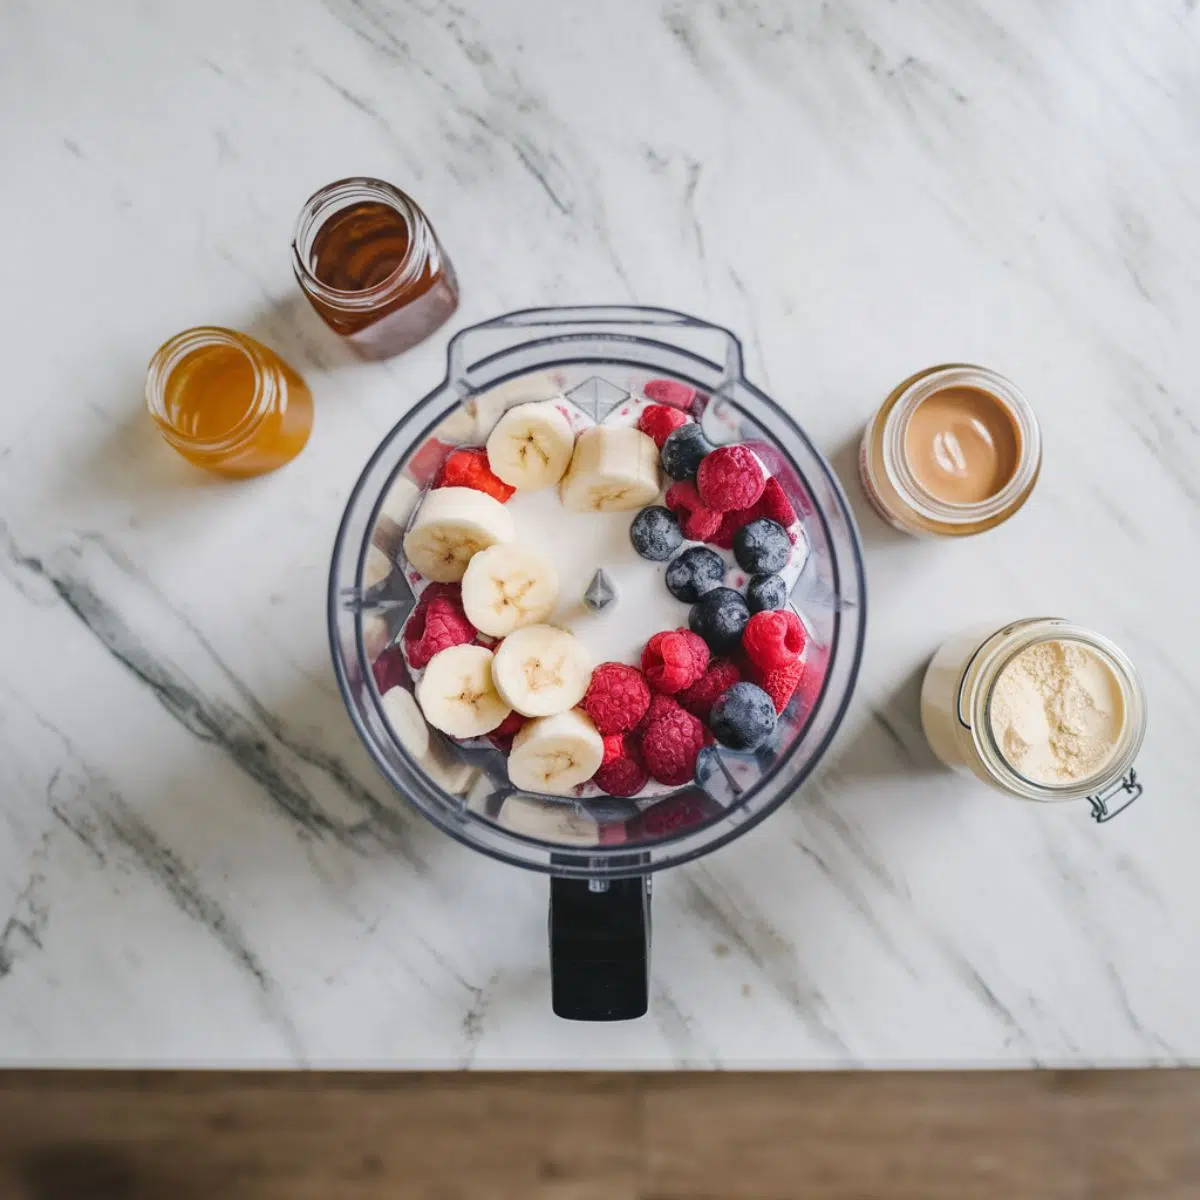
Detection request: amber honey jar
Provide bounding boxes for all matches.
[145,327,313,477]
[291,177,459,360]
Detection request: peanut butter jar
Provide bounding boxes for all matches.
[859,364,1041,537]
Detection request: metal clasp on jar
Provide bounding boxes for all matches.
[1088,769,1143,823]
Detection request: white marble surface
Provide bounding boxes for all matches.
[1,0,1197,1067]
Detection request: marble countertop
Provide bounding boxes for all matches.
[2,0,1197,1067]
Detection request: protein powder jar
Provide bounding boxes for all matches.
[860,365,1042,537]
[920,618,1147,820]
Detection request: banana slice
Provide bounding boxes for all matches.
[495,794,600,844]
[559,426,661,513]
[507,709,604,796]
[381,686,478,794]
[461,544,560,638]
[363,545,393,589]
[415,644,511,737]
[402,486,515,583]
[485,400,576,491]
[491,624,593,717]
[372,474,420,556]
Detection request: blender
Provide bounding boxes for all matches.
[329,307,867,1020]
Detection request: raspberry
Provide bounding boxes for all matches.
[642,629,710,694]
[371,645,410,694]
[601,732,632,767]
[595,734,647,797]
[665,481,723,541]
[677,657,741,721]
[643,379,697,411]
[640,702,708,786]
[408,438,455,488]
[743,442,812,516]
[582,663,651,735]
[637,404,689,448]
[403,588,476,669]
[629,792,721,838]
[742,610,807,672]
[487,709,527,750]
[708,478,799,549]
[696,445,765,513]
[708,508,744,550]
[751,658,806,714]
[433,448,515,502]
[640,692,683,730]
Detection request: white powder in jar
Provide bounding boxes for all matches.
[988,639,1125,787]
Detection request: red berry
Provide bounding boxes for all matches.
[742,610,807,672]
[371,645,410,694]
[640,692,682,730]
[640,703,707,785]
[487,709,527,750]
[637,404,689,449]
[628,792,721,838]
[408,438,455,488]
[751,658,806,714]
[601,732,631,767]
[403,588,476,669]
[743,442,812,516]
[642,629,710,694]
[433,448,516,503]
[677,657,742,721]
[643,379,696,411]
[665,480,723,541]
[582,663,652,735]
[708,508,744,549]
[707,478,799,549]
[696,445,766,513]
[595,756,649,797]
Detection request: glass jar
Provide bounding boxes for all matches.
[145,327,313,477]
[860,364,1041,536]
[920,618,1147,820]
[291,177,459,360]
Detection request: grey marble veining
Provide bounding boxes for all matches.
[0,0,1197,1066]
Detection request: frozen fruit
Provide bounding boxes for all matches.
[752,658,806,714]
[660,423,715,481]
[754,477,798,527]
[643,378,697,411]
[637,403,690,448]
[433,447,516,503]
[664,480,723,541]
[742,609,807,672]
[487,400,575,491]
[642,629,710,694]
[601,732,631,767]
[488,709,528,751]
[628,792,721,838]
[689,587,750,653]
[733,518,790,575]
[677,657,742,721]
[640,692,682,730]
[708,478,799,550]
[582,663,652,735]
[696,445,766,513]
[630,506,684,561]
[746,573,787,613]
[595,734,648,797]
[372,645,410,694]
[560,426,661,515]
[408,438,455,488]
[403,589,477,670]
[665,545,726,603]
[640,701,708,785]
[709,681,777,750]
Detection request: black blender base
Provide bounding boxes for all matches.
[549,876,650,1021]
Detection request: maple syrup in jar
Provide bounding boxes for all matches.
[291,178,459,360]
[145,328,313,476]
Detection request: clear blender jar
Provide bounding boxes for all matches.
[329,307,867,1020]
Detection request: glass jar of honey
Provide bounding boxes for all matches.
[145,327,313,477]
[291,178,459,360]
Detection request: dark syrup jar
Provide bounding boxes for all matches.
[292,177,459,360]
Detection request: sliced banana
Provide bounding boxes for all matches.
[402,486,515,583]
[461,544,560,638]
[381,686,478,794]
[372,474,420,556]
[507,709,604,796]
[363,545,393,589]
[491,624,593,717]
[495,794,600,844]
[485,400,576,491]
[559,426,660,513]
[415,644,511,737]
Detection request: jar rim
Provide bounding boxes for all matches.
[145,327,273,452]
[290,177,434,310]
[966,620,1147,801]
[881,365,1042,528]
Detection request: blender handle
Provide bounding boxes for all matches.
[445,305,747,393]
[549,875,650,1021]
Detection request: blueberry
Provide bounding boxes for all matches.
[688,587,750,652]
[709,682,777,750]
[746,573,787,613]
[630,506,683,561]
[733,518,790,574]
[665,546,726,603]
[660,423,715,481]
